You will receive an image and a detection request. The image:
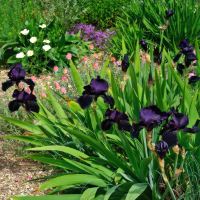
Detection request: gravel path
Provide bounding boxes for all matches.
[0,70,52,200]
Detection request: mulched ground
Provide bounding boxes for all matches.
[0,70,53,200]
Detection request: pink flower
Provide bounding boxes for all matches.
[93,62,99,70]
[114,60,122,66]
[41,92,47,98]
[61,76,68,81]
[60,87,67,94]
[89,44,94,50]
[53,66,59,72]
[54,81,61,90]
[31,76,37,82]
[93,53,99,59]
[189,72,195,78]
[66,53,72,60]
[25,87,31,94]
[82,56,88,63]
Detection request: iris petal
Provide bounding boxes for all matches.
[155,141,169,159]
[8,100,21,112]
[2,80,14,91]
[77,94,93,109]
[101,119,114,131]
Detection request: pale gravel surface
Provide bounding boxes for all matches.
[0,139,53,200]
[0,70,52,200]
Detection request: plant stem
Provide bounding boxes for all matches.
[159,158,176,200]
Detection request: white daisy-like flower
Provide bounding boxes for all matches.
[30,37,37,43]
[27,50,34,57]
[16,52,25,58]
[42,44,51,51]
[20,29,29,35]
[43,39,50,44]
[39,24,47,29]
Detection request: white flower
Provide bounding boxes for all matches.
[43,39,50,44]
[39,24,47,29]
[20,29,29,35]
[30,37,37,43]
[16,52,25,58]
[42,45,51,51]
[27,50,34,57]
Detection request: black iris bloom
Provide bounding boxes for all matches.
[9,90,39,113]
[155,141,169,159]
[140,39,148,52]
[101,109,131,132]
[131,105,170,138]
[188,75,200,84]
[2,63,35,92]
[174,39,197,67]
[165,9,174,19]
[121,54,129,72]
[77,76,114,109]
[176,63,185,75]
[160,110,200,149]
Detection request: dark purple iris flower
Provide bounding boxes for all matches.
[177,63,185,75]
[2,63,35,92]
[121,54,129,72]
[140,39,148,52]
[162,131,178,147]
[165,9,174,19]
[77,76,114,109]
[155,141,169,159]
[174,39,196,67]
[9,90,39,112]
[160,110,200,149]
[153,48,162,65]
[188,75,200,84]
[101,109,131,132]
[131,105,170,138]
[139,106,169,131]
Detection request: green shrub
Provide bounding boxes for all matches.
[5,19,90,74]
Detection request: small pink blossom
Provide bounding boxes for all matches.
[114,60,122,66]
[54,81,61,90]
[93,53,99,59]
[89,44,94,50]
[25,87,31,94]
[66,53,72,60]
[61,76,68,81]
[41,92,47,98]
[93,62,99,70]
[188,72,195,78]
[53,66,59,72]
[82,56,88,63]
[60,87,67,94]
[31,76,37,82]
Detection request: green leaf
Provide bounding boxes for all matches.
[125,183,147,200]
[69,60,84,95]
[80,187,99,200]
[0,115,41,134]
[40,174,107,190]
[46,90,67,122]
[28,145,89,159]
